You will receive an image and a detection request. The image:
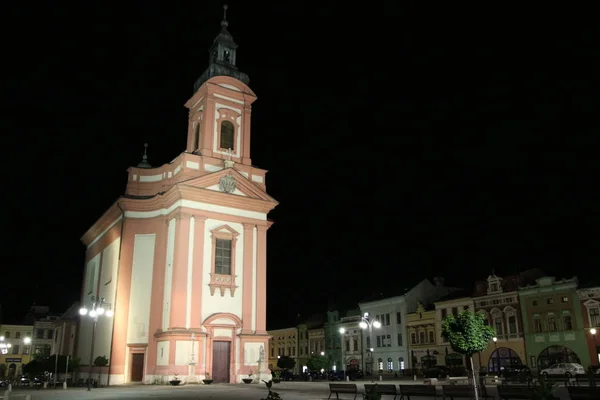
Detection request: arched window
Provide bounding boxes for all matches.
[387,357,393,371]
[220,121,235,151]
[398,357,405,370]
[377,357,383,371]
[537,345,581,370]
[488,347,523,373]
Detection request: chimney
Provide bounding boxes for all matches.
[434,276,445,287]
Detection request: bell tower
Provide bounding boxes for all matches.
[185,5,254,166]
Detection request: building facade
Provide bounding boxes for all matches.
[407,302,442,371]
[471,271,542,373]
[267,327,298,373]
[577,285,600,366]
[324,310,364,374]
[33,316,58,355]
[358,278,458,376]
[52,302,80,357]
[77,10,277,384]
[519,276,590,372]
[308,327,325,357]
[0,324,33,377]
[433,292,473,368]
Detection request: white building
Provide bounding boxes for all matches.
[358,277,459,375]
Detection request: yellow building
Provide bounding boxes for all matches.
[0,324,34,377]
[407,302,443,369]
[268,327,298,373]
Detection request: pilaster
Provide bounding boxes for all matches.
[241,223,255,333]
[170,212,191,329]
[191,216,208,328]
[255,224,268,334]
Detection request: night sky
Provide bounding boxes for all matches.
[1,3,598,329]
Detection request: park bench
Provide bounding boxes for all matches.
[497,385,537,400]
[441,384,492,400]
[328,383,359,400]
[567,386,600,400]
[399,384,437,399]
[364,384,398,399]
[539,374,572,387]
[575,374,600,386]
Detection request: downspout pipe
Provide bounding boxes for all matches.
[107,201,125,386]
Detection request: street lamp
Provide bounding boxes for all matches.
[79,296,113,391]
[0,336,12,355]
[492,337,498,348]
[359,313,381,381]
[339,327,346,380]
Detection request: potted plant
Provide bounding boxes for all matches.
[242,370,254,384]
[531,376,559,400]
[272,370,281,383]
[202,372,213,385]
[169,373,181,386]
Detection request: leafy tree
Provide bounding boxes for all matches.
[276,356,295,372]
[442,310,495,400]
[31,345,51,361]
[306,355,329,372]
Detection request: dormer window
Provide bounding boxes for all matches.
[487,275,503,294]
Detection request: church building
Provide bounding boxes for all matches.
[77,7,278,384]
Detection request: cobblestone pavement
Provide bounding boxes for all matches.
[1,380,576,400]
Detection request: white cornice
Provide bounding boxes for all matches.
[577,287,600,300]
[472,290,518,301]
[359,296,406,308]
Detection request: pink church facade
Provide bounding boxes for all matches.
[78,13,277,384]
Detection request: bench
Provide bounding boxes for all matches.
[329,383,359,400]
[575,374,600,386]
[399,384,437,399]
[539,374,572,387]
[364,384,398,400]
[567,386,600,399]
[441,384,492,400]
[497,385,537,400]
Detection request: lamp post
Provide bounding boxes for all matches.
[591,328,598,364]
[339,327,346,381]
[359,313,381,382]
[79,296,113,391]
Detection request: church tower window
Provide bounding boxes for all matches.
[215,239,232,275]
[220,120,235,151]
[193,124,200,152]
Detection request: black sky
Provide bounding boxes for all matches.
[1,2,598,329]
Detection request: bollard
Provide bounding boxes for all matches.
[7,383,11,392]
[346,376,349,382]
[63,381,67,389]
[3,389,9,399]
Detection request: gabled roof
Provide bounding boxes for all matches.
[180,167,277,203]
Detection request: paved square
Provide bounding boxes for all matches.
[2,380,575,400]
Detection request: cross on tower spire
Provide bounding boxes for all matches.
[137,143,152,168]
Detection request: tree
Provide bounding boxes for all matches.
[441,310,495,400]
[276,356,295,372]
[306,355,329,372]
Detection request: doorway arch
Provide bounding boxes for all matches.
[537,345,581,370]
[488,347,523,373]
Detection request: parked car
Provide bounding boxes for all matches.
[0,379,8,387]
[540,363,585,377]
